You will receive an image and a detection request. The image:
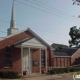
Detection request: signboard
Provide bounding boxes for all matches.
[33,61,39,66]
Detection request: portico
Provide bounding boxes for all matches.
[15,38,47,75]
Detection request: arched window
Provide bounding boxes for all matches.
[5,47,12,67]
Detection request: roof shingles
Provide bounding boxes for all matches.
[54,48,78,57]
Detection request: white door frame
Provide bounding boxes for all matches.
[21,45,47,75]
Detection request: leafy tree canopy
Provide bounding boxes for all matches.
[69,1,80,47]
[69,26,80,47]
[72,0,80,5]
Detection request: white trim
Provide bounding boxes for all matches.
[22,45,46,48]
[21,45,23,76]
[28,28,50,47]
[16,44,47,49]
[22,38,47,48]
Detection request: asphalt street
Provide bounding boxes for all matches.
[56,76,74,80]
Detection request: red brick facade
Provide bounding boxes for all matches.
[71,49,80,65]
[53,49,80,68]
[32,49,40,73]
[0,47,21,73]
[53,57,71,68]
[0,29,53,74]
[0,28,80,75]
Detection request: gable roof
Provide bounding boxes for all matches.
[0,28,53,49]
[28,28,51,48]
[54,47,78,56]
[51,43,68,49]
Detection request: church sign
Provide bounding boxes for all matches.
[33,61,39,66]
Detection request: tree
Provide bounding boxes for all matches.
[69,1,80,47]
[72,0,80,5]
[69,26,80,47]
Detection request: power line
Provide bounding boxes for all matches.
[30,27,68,37]
[33,31,69,39]
[0,36,68,45]
[0,25,69,40]
[33,0,75,17]
[0,19,69,36]
[26,0,78,21]
[0,0,80,24]
[46,39,68,45]
[14,0,80,25]
[0,32,68,45]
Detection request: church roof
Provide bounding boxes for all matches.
[54,52,70,57]
[0,28,53,50]
[54,47,78,57]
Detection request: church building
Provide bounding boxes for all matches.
[0,1,54,75]
[1,0,80,76]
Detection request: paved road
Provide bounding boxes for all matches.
[56,76,73,80]
[22,75,74,80]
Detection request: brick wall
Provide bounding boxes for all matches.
[32,49,40,73]
[0,30,53,74]
[0,31,34,50]
[0,48,5,70]
[71,49,80,65]
[53,57,71,68]
[0,46,21,74]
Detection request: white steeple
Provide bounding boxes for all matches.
[7,0,18,35]
[10,0,16,28]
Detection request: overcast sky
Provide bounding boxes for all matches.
[0,0,80,45]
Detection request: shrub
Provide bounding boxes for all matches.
[49,68,58,75]
[49,68,65,74]
[49,67,80,75]
[64,68,70,73]
[0,71,20,79]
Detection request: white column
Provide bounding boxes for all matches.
[28,47,30,74]
[45,49,47,73]
[21,45,23,76]
[40,48,41,74]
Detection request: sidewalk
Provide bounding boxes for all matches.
[0,74,63,80]
[25,75,62,80]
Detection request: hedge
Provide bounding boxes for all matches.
[0,71,20,79]
[49,67,80,75]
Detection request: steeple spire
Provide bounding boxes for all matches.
[10,0,16,28]
[7,0,18,35]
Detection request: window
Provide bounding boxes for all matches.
[41,50,45,66]
[5,47,12,67]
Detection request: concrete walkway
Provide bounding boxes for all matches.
[1,74,63,80]
[24,75,62,80]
